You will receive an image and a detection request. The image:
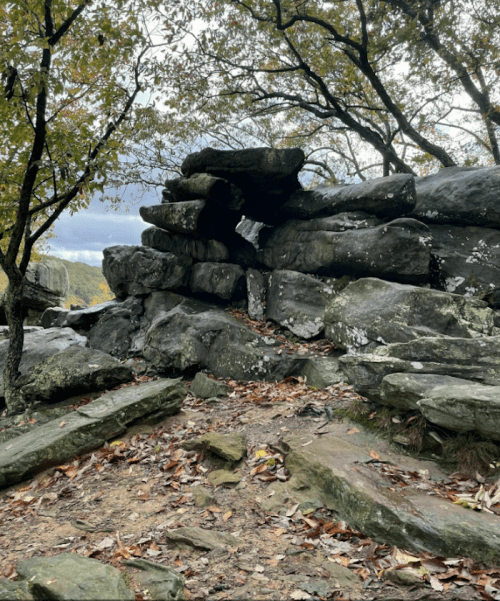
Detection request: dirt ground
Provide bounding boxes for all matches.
[0,376,495,601]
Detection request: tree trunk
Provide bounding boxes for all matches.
[3,274,26,415]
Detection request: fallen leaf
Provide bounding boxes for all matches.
[346,427,360,435]
[369,450,380,460]
[59,421,67,428]
[290,590,311,600]
[286,503,300,517]
[223,511,232,522]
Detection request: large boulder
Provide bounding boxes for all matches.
[22,258,70,311]
[18,345,133,404]
[142,291,302,381]
[282,174,416,220]
[142,226,229,262]
[102,245,191,299]
[0,327,87,399]
[258,218,432,282]
[410,165,500,227]
[266,270,334,339]
[181,147,305,224]
[325,278,495,352]
[189,262,246,301]
[429,224,500,296]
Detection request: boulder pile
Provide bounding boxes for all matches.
[39,147,500,442]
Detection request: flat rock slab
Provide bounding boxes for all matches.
[0,378,185,488]
[166,526,239,551]
[411,165,500,227]
[283,173,416,220]
[16,553,134,600]
[142,226,229,263]
[379,372,500,438]
[339,352,500,400]
[267,434,500,563]
[258,218,432,281]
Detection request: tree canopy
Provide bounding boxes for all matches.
[0,0,165,412]
[156,0,500,182]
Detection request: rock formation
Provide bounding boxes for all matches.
[68,149,500,444]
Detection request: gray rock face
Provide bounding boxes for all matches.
[0,378,185,487]
[417,381,500,440]
[246,268,265,321]
[142,292,301,381]
[40,306,70,328]
[16,553,134,600]
[102,245,191,299]
[429,224,500,296]
[181,147,305,224]
[282,174,416,220]
[378,370,500,441]
[22,258,70,311]
[140,200,206,234]
[338,335,500,399]
[258,218,432,281]
[411,165,500,227]
[166,172,245,210]
[0,327,87,398]
[297,356,344,389]
[266,270,334,339]
[140,201,241,240]
[18,345,133,403]
[379,372,478,411]
[88,296,144,358]
[325,278,495,352]
[190,262,246,301]
[142,226,229,262]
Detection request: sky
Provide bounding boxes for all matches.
[47,185,161,267]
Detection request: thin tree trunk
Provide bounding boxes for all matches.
[3,273,26,414]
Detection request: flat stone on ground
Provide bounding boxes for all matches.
[166,527,239,551]
[265,434,500,563]
[0,379,185,488]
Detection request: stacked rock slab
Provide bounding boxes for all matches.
[93,151,500,440]
[137,147,306,303]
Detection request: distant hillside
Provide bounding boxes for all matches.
[0,256,113,308]
[50,257,113,307]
